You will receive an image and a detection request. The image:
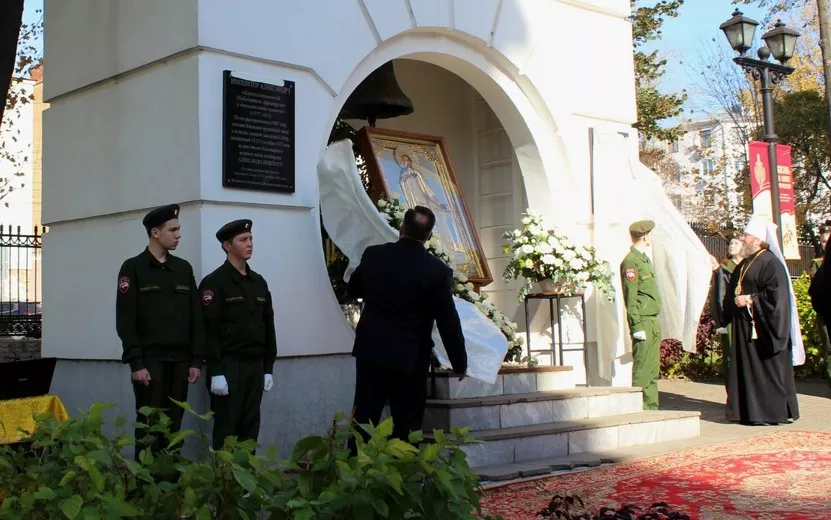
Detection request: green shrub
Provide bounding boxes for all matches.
[793,272,828,379]
[0,401,494,519]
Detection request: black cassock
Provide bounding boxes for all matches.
[721,250,799,424]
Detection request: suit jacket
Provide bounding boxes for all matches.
[348,238,467,375]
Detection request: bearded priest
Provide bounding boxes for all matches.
[721,216,802,425]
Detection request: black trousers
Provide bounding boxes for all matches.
[350,358,428,451]
[209,356,264,450]
[132,359,189,460]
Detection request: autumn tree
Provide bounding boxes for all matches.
[1,5,42,206]
[632,0,688,141]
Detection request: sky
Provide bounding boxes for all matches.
[642,1,769,119]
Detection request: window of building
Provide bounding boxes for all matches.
[700,129,713,148]
[702,159,715,175]
[670,140,680,153]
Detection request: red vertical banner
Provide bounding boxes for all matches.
[747,141,799,259]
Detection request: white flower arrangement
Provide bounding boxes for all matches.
[376,196,524,361]
[502,211,616,302]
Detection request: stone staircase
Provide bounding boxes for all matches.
[425,366,700,469]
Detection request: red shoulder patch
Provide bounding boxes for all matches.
[625,268,636,282]
[201,289,215,306]
[118,276,130,294]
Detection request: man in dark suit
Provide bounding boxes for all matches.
[348,205,467,444]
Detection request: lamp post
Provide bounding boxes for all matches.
[719,9,800,248]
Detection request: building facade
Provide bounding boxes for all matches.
[42,0,698,455]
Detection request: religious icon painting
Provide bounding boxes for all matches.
[358,127,493,287]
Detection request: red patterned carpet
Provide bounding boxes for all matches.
[479,431,831,520]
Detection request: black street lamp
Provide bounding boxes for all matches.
[719,9,800,247]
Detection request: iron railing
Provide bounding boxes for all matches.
[0,225,45,338]
[695,234,816,278]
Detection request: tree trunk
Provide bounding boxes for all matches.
[818,0,831,151]
[0,0,25,125]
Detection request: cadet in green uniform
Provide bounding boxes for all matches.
[620,220,662,410]
[811,221,831,380]
[200,219,277,450]
[115,204,205,459]
[710,237,744,387]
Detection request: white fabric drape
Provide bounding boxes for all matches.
[591,131,713,379]
[317,139,508,383]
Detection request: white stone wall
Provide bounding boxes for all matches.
[42,0,638,384]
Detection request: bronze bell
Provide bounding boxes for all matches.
[339,61,414,126]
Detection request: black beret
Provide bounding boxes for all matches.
[142,204,180,230]
[216,219,253,242]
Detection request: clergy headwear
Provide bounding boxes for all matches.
[743,215,769,242]
[216,219,253,243]
[629,220,655,238]
[142,204,180,231]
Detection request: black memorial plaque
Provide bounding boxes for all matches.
[222,70,295,193]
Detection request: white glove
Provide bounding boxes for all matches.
[633,331,647,341]
[264,374,273,392]
[716,327,728,335]
[210,375,229,396]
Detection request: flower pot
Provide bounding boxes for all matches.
[538,279,583,295]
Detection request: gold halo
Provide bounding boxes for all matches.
[393,145,419,169]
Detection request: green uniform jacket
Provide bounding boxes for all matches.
[116,248,205,371]
[199,261,278,377]
[620,247,662,335]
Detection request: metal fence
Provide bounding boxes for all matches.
[696,234,816,278]
[0,225,44,338]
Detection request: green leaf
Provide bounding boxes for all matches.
[32,486,56,500]
[407,430,424,444]
[420,442,442,462]
[59,495,83,520]
[106,500,142,517]
[432,429,446,444]
[232,467,259,492]
[371,497,390,517]
[196,505,213,520]
[375,417,394,439]
[166,429,193,450]
[59,471,78,488]
[87,465,105,493]
[293,508,315,520]
[290,435,325,463]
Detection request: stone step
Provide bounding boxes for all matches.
[423,387,644,431]
[438,411,700,468]
[475,438,708,483]
[429,365,575,400]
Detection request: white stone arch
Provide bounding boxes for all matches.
[315,29,582,342]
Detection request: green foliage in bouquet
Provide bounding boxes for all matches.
[378,196,524,362]
[0,401,497,520]
[502,211,615,303]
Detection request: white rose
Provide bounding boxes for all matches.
[378,200,387,208]
[467,290,479,301]
[569,258,584,271]
[562,249,576,261]
[521,244,535,255]
[512,322,518,331]
[465,282,474,292]
[553,257,564,267]
[455,284,465,292]
[493,311,503,322]
[521,217,532,225]
[513,230,522,238]
[525,259,534,269]
[542,254,556,265]
[457,274,468,283]
[501,325,513,335]
[537,242,554,254]
[514,249,525,260]
[579,271,590,281]
[395,211,405,221]
[391,193,400,200]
